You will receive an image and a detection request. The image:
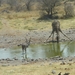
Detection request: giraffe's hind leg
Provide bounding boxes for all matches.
[56,31,60,43]
[56,35,60,43]
[52,31,54,42]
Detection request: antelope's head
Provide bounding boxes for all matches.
[25,38,31,46]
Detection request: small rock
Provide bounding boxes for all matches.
[49,62,52,65]
[2,64,9,67]
[63,73,70,75]
[6,58,12,61]
[60,61,66,65]
[31,59,34,61]
[51,70,56,74]
[58,57,63,60]
[13,57,18,60]
[58,72,61,75]
[69,59,72,61]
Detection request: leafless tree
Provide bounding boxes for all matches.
[14,0,23,12]
[0,0,2,6]
[24,0,34,11]
[40,0,60,18]
[7,0,17,10]
[64,2,75,17]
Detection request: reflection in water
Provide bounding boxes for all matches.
[63,41,75,57]
[22,52,27,60]
[49,42,71,57]
[0,41,75,59]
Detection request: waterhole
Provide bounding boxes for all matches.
[0,41,75,59]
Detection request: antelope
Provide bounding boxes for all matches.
[47,20,71,43]
[18,38,31,54]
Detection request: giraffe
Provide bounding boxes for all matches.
[47,20,71,43]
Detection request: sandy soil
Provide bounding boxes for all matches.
[0,28,75,65]
[0,18,75,66]
[0,55,75,66]
[0,28,75,48]
[0,18,75,48]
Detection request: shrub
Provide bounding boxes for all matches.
[64,3,75,17]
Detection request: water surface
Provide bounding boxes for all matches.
[0,41,75,59]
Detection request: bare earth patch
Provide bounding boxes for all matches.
[0,18,75,75]
[0,28,75,48]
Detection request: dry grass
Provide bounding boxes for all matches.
[0,11,40,19]
[0,20,2,29]
[59,18,75,29]
[9,18,52,30]
[0,9,75,31]
[0,3,75,31]
[0,4,75,75]
[0,61,75,75]
[0,16,75,31]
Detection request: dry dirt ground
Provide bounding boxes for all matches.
[0,19,75,67]
[0,27,75,66]
[0,28,75,48]
[0,18,75,48]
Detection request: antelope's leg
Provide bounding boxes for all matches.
[25,48,26,54]
[22,46,24,54]
[25,48,27,59]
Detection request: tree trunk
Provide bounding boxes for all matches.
[0,1,1,6]
[47,11,50,16]
[50,7,53,18]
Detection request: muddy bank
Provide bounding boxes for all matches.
[0,28,75,65]
[0,56,75,66]
[0,28,75,48]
